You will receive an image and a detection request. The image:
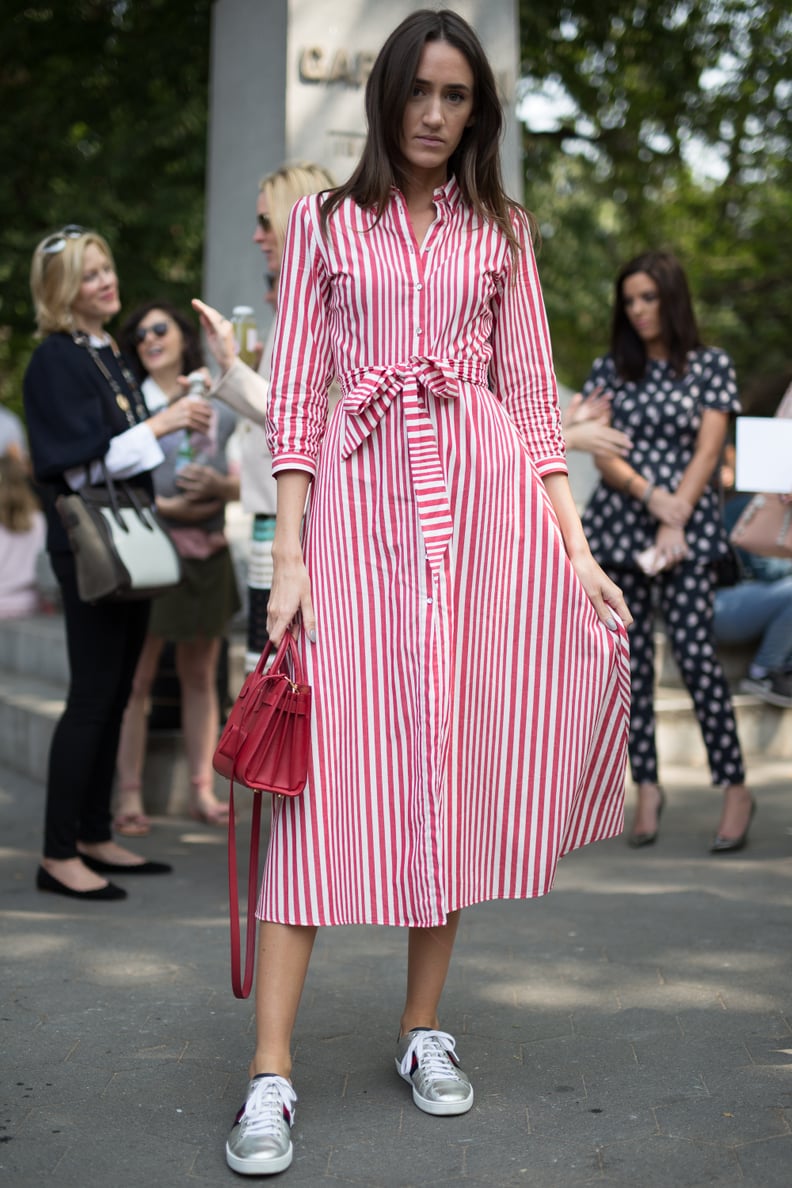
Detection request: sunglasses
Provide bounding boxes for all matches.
[41,224,86,255]
[134,321,169,343]
[257,213,272,233]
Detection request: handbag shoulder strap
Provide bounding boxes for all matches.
[227,779,263,999]
[225,631,305,999]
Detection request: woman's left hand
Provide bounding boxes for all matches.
[175,462,222,501]
[570,549,633,630]
[653,524,690,570]
[156,493,223,522]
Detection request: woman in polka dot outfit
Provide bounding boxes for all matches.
[581,250,754,853]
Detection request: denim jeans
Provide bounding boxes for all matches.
[713,576,792,672]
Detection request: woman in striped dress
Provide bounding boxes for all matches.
[225,9,632,1176]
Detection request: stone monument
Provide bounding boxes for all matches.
[203,0,521,324]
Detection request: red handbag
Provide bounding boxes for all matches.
[213,632,311,998]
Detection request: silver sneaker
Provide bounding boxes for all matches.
[225,1074,297,1175]
[395,1028,474,1116]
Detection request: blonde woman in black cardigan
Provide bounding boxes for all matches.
[23,226,212,900]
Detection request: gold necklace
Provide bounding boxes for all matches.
[72,332,148,426]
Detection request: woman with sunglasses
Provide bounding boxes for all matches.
[23,226,212,900]
[192,161,335,672]
[114,301,240,831]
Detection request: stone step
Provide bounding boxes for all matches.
[654,686,792,765]
[0,616,753,694]
[0,664,787,823]
[0,667,234,817]
[0,613,248,695]
[0,614,70,686]
[654,629,753,689]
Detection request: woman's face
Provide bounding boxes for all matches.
[622,271,663,349]
[253,190,280,297]
[70,243,120,333]
[400,39,475,185]
[134,308,185,377]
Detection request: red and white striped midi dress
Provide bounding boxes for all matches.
[261,178,629,927]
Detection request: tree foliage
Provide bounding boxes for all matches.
[0,0,212,414]
[519,0,792,410]
[1,1,790,419]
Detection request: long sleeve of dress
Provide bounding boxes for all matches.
[489,213,567,477]
[266,201,334,476]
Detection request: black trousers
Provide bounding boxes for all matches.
[44,553,150,859]
[616,561,745,788]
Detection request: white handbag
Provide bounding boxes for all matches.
[56,465,183,603]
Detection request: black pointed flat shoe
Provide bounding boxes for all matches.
[36,865,127,901]
[79,855,172,876]
[628,786,666,848]
[710,798,755,854]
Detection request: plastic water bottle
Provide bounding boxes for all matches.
[174,371,210,473]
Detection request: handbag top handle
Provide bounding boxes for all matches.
[255,631,306,687]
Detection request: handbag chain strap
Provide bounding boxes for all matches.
[72,332,148,427]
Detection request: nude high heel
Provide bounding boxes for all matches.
[710,796,756,854]
[628,785,665,848]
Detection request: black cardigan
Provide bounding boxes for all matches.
[23,332,154,555]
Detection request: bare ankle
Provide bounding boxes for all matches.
[399,1016,440,1036]
[249,1054,292,1081]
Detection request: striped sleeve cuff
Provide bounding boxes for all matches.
[534,455,569,478]
[271,453,316,478]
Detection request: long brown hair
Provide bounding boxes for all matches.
[611,250,701,380]
[0,455,41,533]
[319,9,532,251]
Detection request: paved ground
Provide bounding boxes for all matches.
[2,759,791,1187]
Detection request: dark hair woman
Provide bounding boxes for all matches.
[23,227,213,900]
[224,11,632,1175]
[113,301,240,834]
[581,249,752,853]
[611,250,701,381]
[119,299,204,383]
[320,7,528,251]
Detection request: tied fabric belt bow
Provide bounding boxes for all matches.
[340,357,488,573]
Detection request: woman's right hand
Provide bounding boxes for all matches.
[567,419,633,459]
[147,397,213,439]
[191,298,237,373]
[267,550,316,645]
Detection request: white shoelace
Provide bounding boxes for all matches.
[244,1075,297,1136]
[399,1029,464,1081]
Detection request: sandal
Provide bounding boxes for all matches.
[189,801,230,827]
[113,811,152,838]
[189,777,230,827]
[113,783,151,837]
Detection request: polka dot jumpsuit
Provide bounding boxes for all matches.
[581,347,745,788]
